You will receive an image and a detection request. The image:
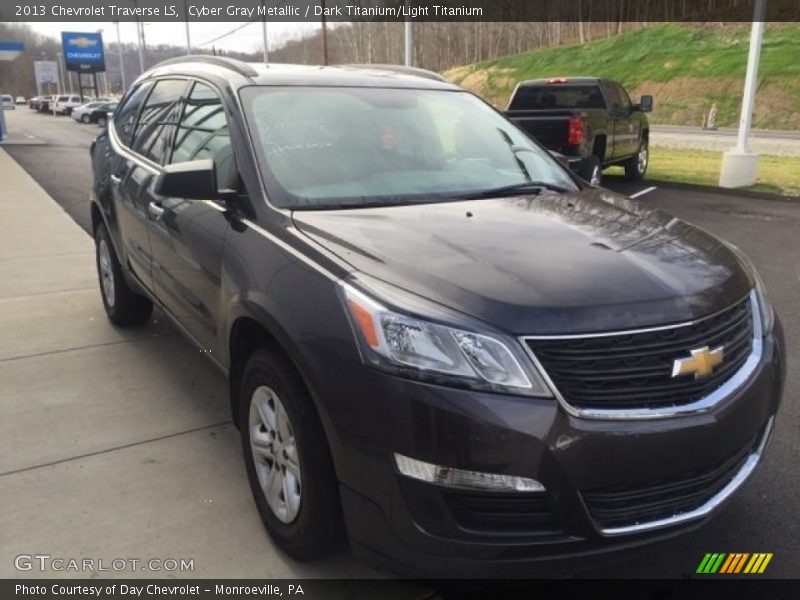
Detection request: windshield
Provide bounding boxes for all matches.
[240,86,577,210]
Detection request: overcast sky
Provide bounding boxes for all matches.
[26,21,320,54]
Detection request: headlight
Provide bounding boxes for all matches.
[340,282,552,397]
[753,271,774,335]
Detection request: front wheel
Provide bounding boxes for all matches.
[240,348,344,561]
[80,114,89,123]
[96,116,107,128]
[94,223,153,327]
[625,138,649,180]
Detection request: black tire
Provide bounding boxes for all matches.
[80,114,89,123]
[240,347,344,561]
[94,223,153,327]
[97,116,107,128]
[624,137,649,180]
[579,155,603,186]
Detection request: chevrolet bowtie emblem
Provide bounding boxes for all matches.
[671,346,725,379]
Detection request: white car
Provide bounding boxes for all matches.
[51,94,84,116]
[71,99,113,124]
[15,96,26,105]
[1,95,14,110]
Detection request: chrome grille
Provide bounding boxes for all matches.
[527,296,754,411]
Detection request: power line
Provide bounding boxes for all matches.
[197,21,258,47]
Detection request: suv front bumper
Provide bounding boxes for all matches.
[317,318,784,577]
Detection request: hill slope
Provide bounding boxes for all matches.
[444,24,800,130]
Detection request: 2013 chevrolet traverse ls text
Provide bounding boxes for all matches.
[89,57,785,577]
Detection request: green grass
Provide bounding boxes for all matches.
[445,24,800,129]
[604,147,800,197]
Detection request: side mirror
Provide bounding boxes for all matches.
[154,159,219,200]
[639,95,653,113]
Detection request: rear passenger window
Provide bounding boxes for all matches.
[171,82,235,188]
[132,79,187,165]
[113,82,153,147]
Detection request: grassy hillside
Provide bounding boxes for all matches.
[444,24,800,130]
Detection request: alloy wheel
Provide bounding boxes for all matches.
[98,239,115,308]
[249,385,302,524]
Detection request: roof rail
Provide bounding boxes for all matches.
[339,64,448,83]
[152,55,259,78]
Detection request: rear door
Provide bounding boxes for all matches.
[147,81,235,354]
[108,81,156,287]
[606,81,639,158]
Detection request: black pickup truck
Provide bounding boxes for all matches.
[505,77,652,185]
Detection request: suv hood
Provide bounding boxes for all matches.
[293,189,752,334]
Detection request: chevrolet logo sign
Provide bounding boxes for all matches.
[68,37,98,48]
[671,346,725,379]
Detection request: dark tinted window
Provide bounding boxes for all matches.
[171,83,234,188]
[613,83,632,112]
[132,79,187,164]
[509,84,605,110]
[113,82,153,147]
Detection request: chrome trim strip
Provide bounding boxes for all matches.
[598,416,774,536]
[520,290,762,420]
[524,293,751,340]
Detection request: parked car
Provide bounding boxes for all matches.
[89,57,784,577]
[52,94,84,116]
[28,96,40,109]
[505,77,652,185]
[72,99,114,123]
[88,102,117,127]
[1,94,14,110]
[15,96,26,105]
[36,95,54,112]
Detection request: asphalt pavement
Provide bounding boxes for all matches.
[650,124,800,156]
[1,108,798,579]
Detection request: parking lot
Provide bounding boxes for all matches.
[1,107,798,579]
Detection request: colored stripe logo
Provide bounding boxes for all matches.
[697,552,773,574]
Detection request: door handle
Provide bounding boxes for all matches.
[110,174,122,185]
[148,201,165,220]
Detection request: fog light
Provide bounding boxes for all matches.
[394,453,545,492]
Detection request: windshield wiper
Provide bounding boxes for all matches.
[461,181,572,200]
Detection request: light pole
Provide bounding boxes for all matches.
[133,0,146,74]
[261,0,269,65]
[55,51,65,94]
[719,0,766,188]
[115,21,126,93]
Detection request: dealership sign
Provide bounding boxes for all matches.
[0,41,24,61]
[34,60,59,84]
[61,31,105,73]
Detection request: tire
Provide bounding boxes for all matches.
[94,223,153,327]
[240,347,344,561]
[624,137,649,180]
[80,114,90,123]
[97,116,107,128]
[579,155,603,186]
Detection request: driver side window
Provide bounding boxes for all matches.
[170,82,235,190]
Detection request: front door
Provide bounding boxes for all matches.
[147,81,235,355]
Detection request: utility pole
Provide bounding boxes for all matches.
[320,0,328,65]
[183,0,191,54]
[115,21,126,93]
[719,0,766,188]
[404,1,413,66]
[133,1,146,74]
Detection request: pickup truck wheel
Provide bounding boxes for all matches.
[94,223,153,326]
[625,139,649,180]
[240,347,344,561]
[580,155,602,186]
